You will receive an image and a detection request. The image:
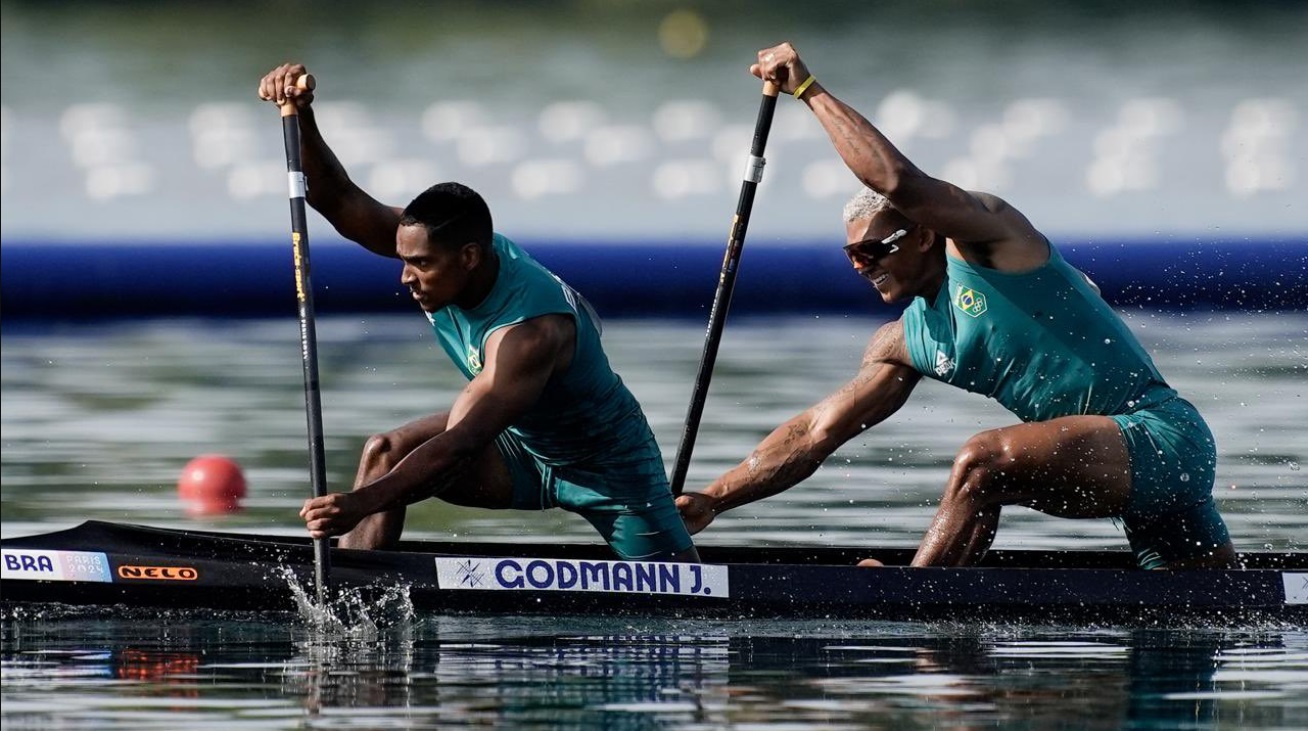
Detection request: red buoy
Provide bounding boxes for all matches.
[178,454,247,516]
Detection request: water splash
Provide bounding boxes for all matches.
[277,565,417,639]
[271,568,422,716]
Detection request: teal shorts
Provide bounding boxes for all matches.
[1109,397,1231,568]
[493,431,694,561]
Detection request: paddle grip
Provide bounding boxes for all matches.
[279,74,316,118]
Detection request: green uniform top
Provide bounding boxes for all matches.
[901,244,1176,421]
[426,233,656,468]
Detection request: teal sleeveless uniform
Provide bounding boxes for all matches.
[901,244,1228,568]
[425,233,692,559]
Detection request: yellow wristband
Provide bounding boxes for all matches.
[792,74,817,99]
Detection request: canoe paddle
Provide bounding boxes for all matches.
[277,74,332,604]
[670,80,779,496]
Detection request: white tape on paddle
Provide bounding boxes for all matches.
[744,155,765,183]
[288,171,307,199]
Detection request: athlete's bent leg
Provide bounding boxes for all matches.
[1123,497,1239,570]
[1111,401,1237,570]
[912,415,1132,567]
[340,412,513,550]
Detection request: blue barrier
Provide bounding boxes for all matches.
[2,238,1304,319]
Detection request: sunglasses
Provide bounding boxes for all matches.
[843,228,908,267]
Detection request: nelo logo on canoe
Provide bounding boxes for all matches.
[117,565,199,581]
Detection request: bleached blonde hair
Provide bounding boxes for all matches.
[842,187,894,224]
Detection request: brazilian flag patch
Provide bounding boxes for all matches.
[953,284,988,318]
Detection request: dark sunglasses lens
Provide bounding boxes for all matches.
[845,241,889,264]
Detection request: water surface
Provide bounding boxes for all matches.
[2,314,1306,729]
[4,613,1307,730]
[2,314,1303,551]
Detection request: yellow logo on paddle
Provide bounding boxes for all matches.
[953,284,988,318]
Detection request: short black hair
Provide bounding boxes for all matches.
[399,182,493,249]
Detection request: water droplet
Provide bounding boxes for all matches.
[1103,338,1113,344]
[1180,473,1190,482]
[1291,461,1301,471]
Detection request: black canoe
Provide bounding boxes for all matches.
[2,521,1305,622]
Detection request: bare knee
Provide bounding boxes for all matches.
[945,431,1013,507]
[357,412,451,481]
[359,432,407,479]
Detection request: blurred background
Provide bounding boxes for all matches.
[2,1,1304,552]
[2,0,1305,244]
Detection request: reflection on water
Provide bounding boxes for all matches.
[3,613,1306,730]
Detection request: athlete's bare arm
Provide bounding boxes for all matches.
[300,315,576,538]
[678,320,922,533]
[750,44,1048,272]
[258,63,403,258]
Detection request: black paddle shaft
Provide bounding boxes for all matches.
[279,79,332,603]
[670,82,779,496]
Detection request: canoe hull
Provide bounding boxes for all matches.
[3,522,1305,622]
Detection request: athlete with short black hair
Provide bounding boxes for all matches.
[258,64,698,563]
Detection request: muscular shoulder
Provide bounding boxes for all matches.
[822,320,920,426]
[950,191,1050,271]
[862,320,912,369]
[485,314,576,372]
[969,191,1010,215]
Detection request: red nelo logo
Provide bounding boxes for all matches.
[116,565,199,581]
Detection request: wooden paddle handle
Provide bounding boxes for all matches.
[279,74,316,118]
[762,80,779,97]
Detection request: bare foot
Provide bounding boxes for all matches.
[856,558,885,567]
